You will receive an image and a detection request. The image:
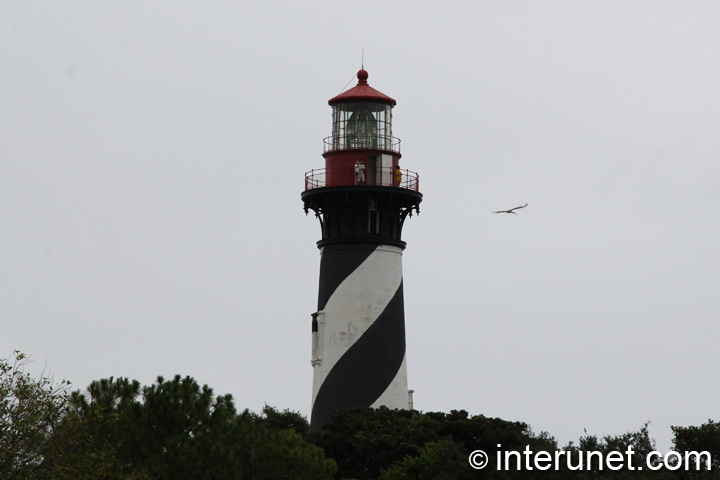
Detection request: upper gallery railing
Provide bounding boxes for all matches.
[323,135,401,154]
[305,167,419,192]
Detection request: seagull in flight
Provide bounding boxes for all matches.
[492,203,528,215]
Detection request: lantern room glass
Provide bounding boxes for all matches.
[332,102,393,150]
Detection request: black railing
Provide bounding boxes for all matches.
[304,167,419,192]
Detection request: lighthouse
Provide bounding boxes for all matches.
[302,69,422,427]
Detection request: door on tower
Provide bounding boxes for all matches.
[380,154,393,186]
[366,154,394,186]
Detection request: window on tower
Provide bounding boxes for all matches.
[332,102,392,150]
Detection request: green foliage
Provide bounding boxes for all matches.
[672,420,720,478]
[52,375,336,480]
[379,438,467,480]
[251,404,310,435]
[38,412,152,480]
[12,348,720,480]
[557,423,679,479]
[0,351,70,480]
[311,406,555,480]
[234,416,337,480]
[563,423,658,474]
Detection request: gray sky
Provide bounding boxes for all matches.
[2,1,719,452]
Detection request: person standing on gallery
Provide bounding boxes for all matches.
[358,161,366,185]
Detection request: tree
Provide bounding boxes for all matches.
[672,420,720,478]
[38,413,153,480]
[310,406,556,480]
[250,404,310,435]
[560,424,678,479]
[379,438,468,480]
[0,351,70,480]
[53,375,336,480]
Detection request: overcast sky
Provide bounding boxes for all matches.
[2,1,719,452]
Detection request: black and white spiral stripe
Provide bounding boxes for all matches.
[311,243,408,426]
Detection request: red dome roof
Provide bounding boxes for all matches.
[328,69,396,106]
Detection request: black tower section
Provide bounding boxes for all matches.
[302,186,421,249]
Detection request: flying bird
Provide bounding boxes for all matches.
[492,203,528,215]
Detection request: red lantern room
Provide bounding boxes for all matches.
[305,69,419,191]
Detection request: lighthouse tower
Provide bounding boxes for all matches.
[302,69,422,427]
